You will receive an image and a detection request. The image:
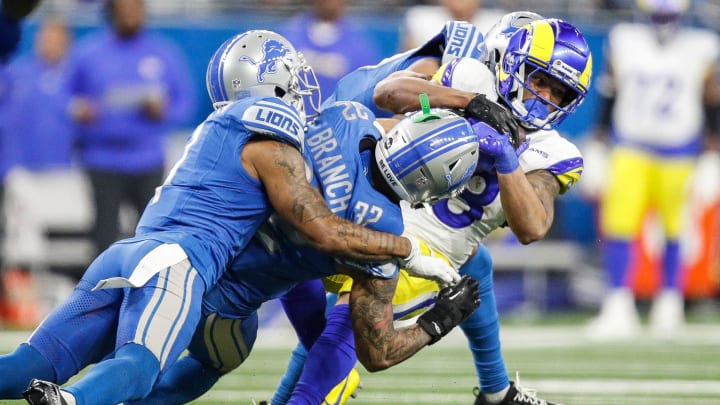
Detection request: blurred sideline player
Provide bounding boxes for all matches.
[0,30,469,405]
[275,16,591,405]
[586,0,720,340]
[0,0,42,63]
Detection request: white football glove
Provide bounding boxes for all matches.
[400,235,460,288]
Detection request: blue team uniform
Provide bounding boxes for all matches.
[277,20,507,403]
[0,96,305,402]
[131,101,404,405]
[323,21,485,118]
[202,100,402,319]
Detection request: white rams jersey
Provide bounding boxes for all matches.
[608,23,719,149]
[401,130,583,269]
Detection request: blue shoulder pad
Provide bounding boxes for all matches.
[236,97,305,151]
[440,21,486,64]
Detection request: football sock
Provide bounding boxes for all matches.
[281,279,327,349]
[129,355,221,405]
[459,245,510,394]
[0,343,55,398]
[483,386,510,404]
[603,238,631,288]
[66,343,159,405]
[663,240,681,289]
[271,344,307,405]
[60,391,77,405]
[288,304,355,405]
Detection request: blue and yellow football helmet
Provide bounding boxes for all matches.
[496,18,592,130]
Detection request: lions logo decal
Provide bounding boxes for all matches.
[239,39,292,83]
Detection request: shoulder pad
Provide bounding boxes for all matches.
[440,21,486,64]
[520,130,583,193]
[229,97,305,151]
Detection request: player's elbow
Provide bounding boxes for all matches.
[373,81,411,114]
[357,355,392,372]
[514,228,547,245]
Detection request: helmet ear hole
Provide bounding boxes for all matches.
[274,87,286,98]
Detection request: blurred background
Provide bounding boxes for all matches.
[0,0,719,336]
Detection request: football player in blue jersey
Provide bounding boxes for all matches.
[0,30,470,405]
[272,15,592,405]
[129,97,483,405]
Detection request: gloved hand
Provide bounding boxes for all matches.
[417,275,480,345]
[464,93,521,149]
[400,235,460,288]
[472,121,519,174]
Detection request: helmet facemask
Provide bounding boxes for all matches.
[286,51,322,122]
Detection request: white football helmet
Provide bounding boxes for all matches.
[483,11,544,74]
[636,0,689,41]
[375,109,479,207]
[205,30,321,121]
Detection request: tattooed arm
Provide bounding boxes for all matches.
[245,139,411,262]
[497,168,560,244]
[347,273,431,371]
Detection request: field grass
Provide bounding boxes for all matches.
[2,315,719,405]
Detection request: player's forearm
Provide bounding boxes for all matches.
[374,76,474,114]
[498,169,553,244]
[350,277,431,372]
[355,324,430,372]
[306,216,412,262]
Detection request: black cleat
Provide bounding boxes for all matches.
[22,379,68,405]
[473,379,562,405]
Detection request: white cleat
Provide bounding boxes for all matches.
[586,288,642,341]
[649,289,685,339]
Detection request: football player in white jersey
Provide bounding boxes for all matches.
[586,0,720,340]
[272,16,591,405]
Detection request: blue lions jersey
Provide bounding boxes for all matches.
[135,96,304,287]
[323,21,485,118]
[203,101,404,319]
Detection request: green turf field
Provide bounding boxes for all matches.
[1,318,719,405]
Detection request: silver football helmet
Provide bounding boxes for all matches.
[375,109,479,207]
[205,30,321,121]
[483,11,543,74]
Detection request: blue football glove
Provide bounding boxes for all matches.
[471,121,519,174]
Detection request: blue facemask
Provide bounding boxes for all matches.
[523,98,550,122]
